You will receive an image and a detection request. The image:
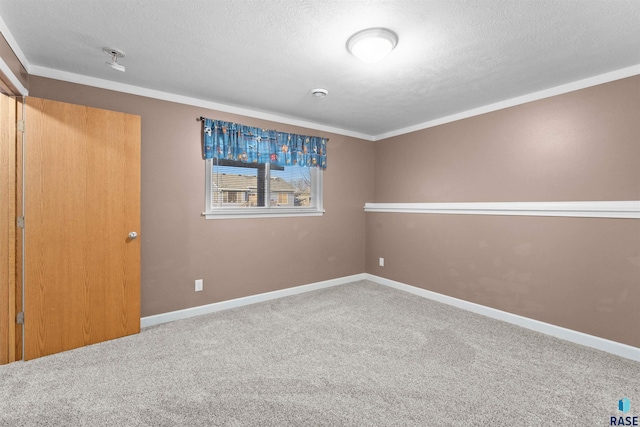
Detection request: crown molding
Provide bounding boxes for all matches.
[29,65,374,141]
[372,64,640,141]
[0,15,29,95]
[0,14,30,73]
[34,63,638,143]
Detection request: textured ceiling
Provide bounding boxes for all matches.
[0,0,639,139]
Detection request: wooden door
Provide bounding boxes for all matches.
[24,97,140,360]
[0,93,17,364]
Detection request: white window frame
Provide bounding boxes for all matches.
[203,159,324,219]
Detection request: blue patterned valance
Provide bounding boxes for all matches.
[202,118,327,170]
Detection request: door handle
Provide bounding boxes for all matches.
[128,232,138,240]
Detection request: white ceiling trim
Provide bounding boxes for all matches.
[31,63,640,143]
[29,65,375,141]
[0,14,29,95]
[0,14,30,73]
[372,64,640,141]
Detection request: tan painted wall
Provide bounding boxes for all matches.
[29,76,374,317]
[28,74,640,347]
[373,77,640,203]
[367,76,640,347]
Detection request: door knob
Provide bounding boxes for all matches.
[128,232,138,240]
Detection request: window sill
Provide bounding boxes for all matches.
[203,209,325,220]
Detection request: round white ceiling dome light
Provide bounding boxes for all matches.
[346,28,398,63]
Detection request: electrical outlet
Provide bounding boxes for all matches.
[195,279,203,292]
[379,257,384,267]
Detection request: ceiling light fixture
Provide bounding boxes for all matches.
[310,88,328,98]
[103,48,125,72]
[346,28,398,64]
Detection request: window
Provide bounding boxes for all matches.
[201,117,326,219]
[205,159,323,219]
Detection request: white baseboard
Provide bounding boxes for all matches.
[140,273,367,328]
[365,274,640,362]
[140,272,639,362]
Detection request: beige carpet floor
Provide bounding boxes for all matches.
[1,280,638,426]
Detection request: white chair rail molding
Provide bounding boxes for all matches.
[363,200,640,219]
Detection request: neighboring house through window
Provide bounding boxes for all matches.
[205,159,323,219]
